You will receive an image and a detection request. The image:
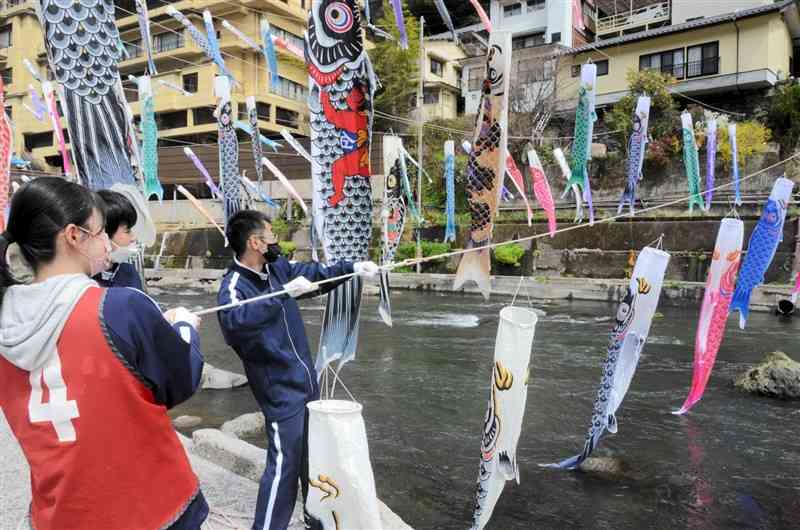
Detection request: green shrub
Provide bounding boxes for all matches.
[278,241,297,256]
[396,240,451,262]
[494,243,525,267]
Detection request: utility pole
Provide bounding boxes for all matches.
[416,16,425,273]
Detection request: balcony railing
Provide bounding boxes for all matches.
[597,1,670,37]
[643,57,721,80]
[123,32,185,60]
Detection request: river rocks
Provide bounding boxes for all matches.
[362,283,380,297]
[221,412,266,438]
[734,351,800,399]
[173,415,203,429]
[192,428,267,483]
[578,457,639,480]
[201,363,248,390]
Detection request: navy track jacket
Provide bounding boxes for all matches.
[217,257,354,421]
[95,262,144,290]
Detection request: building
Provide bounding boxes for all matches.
[458,0,596,114]
[419,36,466,121]
[0,0,309,179]
[558,0,800,109]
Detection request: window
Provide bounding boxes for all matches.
[153,31,183,53]
[527,0,544,11]
[192,107,216,125]
[271,23,305,51]
[124,39,142,59]
[0,25,11,49]
[551,32,561,43]
[687,42,719,77]
[276,107,299,128]
[518,59,553,83]
[4,106,10,121]
[156,110,187,129]
[503,3,521,17]
[24,132,53,151]
[572,60,609,77]
[256,101,270,120]
[423,88,439,104]
[430,58,444,77]
[468,67,483,91]
[639,48,685,79]
[275,77,307,101]
[512,33,545,50]
[237,102,270,121]
[1,68,11,85]
[183,73,198,93]
[455,68,462,90]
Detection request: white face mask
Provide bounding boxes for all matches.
[109,242,140,264]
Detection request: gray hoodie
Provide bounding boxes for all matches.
[0,274,96,371]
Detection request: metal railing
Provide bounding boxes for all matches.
[596,1,670,36]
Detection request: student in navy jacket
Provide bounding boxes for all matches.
[217,210,378,530]
[0,178,207,530]
[94,189,143,290]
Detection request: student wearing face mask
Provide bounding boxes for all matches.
[0,178,208,530]
[216,210,379,530]
[95,189,143,290]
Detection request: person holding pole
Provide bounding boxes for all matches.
[216,209,378,530]
[0,178,207,529]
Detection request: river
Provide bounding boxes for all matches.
[160,286,800,529]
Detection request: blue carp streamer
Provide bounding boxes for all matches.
[617,97,650,215]
[261,19,281,90]
[730,177,794,329]
[444,140,456,243]
[704,119,717,210]
[390,0,409,49]
[729,123,742,206]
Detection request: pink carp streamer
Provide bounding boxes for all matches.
[527,149,556,237]
[0,79,11,229]
[506,155,532,226]
[42,82,73,178]
[792,271,800,305]
[674,218,743,415]
[261,156,308,215]
[469,0,493,32]
[273,35,304,60]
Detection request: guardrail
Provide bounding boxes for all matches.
[596,1,670,36]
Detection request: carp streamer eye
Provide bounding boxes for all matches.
[325,2,354,33]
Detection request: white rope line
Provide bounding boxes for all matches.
[186,151,799,317]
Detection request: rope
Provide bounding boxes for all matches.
[186,150,800,317]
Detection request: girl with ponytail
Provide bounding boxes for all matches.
[0,178,208,530]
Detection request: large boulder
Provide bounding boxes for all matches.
[201,363,248,390]
[221,412,266,438]
[578,457,640,480]
[734,351,800,399]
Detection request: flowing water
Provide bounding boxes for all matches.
[161,287,800,530]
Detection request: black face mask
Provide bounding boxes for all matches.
[263,243,282,263]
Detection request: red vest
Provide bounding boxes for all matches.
[0,288,199,530]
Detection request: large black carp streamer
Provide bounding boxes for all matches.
[38,0,140,189]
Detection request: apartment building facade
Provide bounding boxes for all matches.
[558,0,800,108]
[0,0,310,177]
[459,0,596,114]
[420,36,465,121]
